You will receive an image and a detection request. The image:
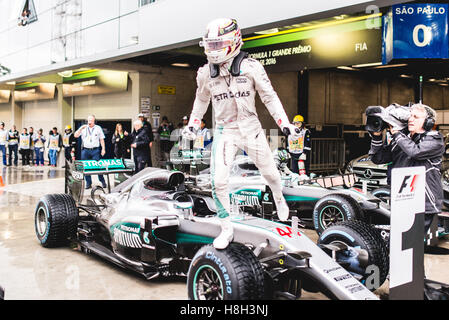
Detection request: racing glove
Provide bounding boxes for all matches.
[182,126,197,141]
[282,124,301,140]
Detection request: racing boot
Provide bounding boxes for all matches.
[213,216,234,249]
[274,195,290,221]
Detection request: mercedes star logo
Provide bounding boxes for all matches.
[364,169,373,179]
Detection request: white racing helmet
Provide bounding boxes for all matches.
[200,18,242,64]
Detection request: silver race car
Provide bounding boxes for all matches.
[34,159,387,300]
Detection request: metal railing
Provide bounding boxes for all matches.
[309,138,345,174]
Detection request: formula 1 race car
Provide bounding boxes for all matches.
[34,159,388,300]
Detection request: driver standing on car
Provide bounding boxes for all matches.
[182,18,301,249]
[368,103,444,233]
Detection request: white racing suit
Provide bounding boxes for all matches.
[187,57,291,221]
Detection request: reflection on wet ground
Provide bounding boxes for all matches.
[0,165,448,300]
[0,166,65,186]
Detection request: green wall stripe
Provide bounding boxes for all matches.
[243,18,382,49]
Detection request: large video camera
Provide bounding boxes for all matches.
[365,103,411,133]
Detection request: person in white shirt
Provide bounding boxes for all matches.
[0,122,7,166]
[74,115,107,189]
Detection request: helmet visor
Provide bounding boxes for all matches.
[200,38,233,51]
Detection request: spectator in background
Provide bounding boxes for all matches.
[194,119,212,150]
[74,115,107,189]
[63,125,76,164]
[182,116,189,129]
[158,116,174,165]
[29,127,35,165]
[47,127,62,167]
[178,116,191,150]
[131,119,150,174]
[137,113,154,167]
[112,123,131,159]
[170,122,183,146]
[0,122,7,166]
[19,128,31,166]
[34,129,46,166]
[7,125,19,166]
[288,115,311,175]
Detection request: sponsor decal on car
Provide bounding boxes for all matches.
[111,223,142,248]
[78,159,125,171]
[230,190,261,206]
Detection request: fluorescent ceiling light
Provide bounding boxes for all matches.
[171,63,190,68]
[58,70,73,77]
[352,62,382,68]
[371,63,408,69]
[337,66,357,71]
[254,28,279,35]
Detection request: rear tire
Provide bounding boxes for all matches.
[313,194,361,235]
[318,220,389,291]
[187,243,265,300]
[35,194,79,248]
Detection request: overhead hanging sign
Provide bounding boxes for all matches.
[383,3,449,64]
[14,83,56,102]
[243,16,382,72]
[63,70,129,97]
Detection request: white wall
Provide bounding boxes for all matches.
[22,99,59,135]
[0,103,11,128]
[74,89,134,121]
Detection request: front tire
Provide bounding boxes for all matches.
[318,220,389,291]
[35,194,79,248]
[187,243,265,300]
[372,187,391,204]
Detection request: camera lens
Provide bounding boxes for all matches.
[366,116,385,132]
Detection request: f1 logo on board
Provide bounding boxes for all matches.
[396,174,419,200]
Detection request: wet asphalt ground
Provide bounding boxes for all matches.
[0,165,448,300]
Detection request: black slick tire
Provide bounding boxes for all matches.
[35,194,79,248]
[318,220,389,291]
[187,243,265,300]
[313,194,361,235]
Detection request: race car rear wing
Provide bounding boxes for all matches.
[297,173,358,189]
[65,159,134,203]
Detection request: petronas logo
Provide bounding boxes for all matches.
[18,0,38,26]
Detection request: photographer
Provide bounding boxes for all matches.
[367,103,445,232]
